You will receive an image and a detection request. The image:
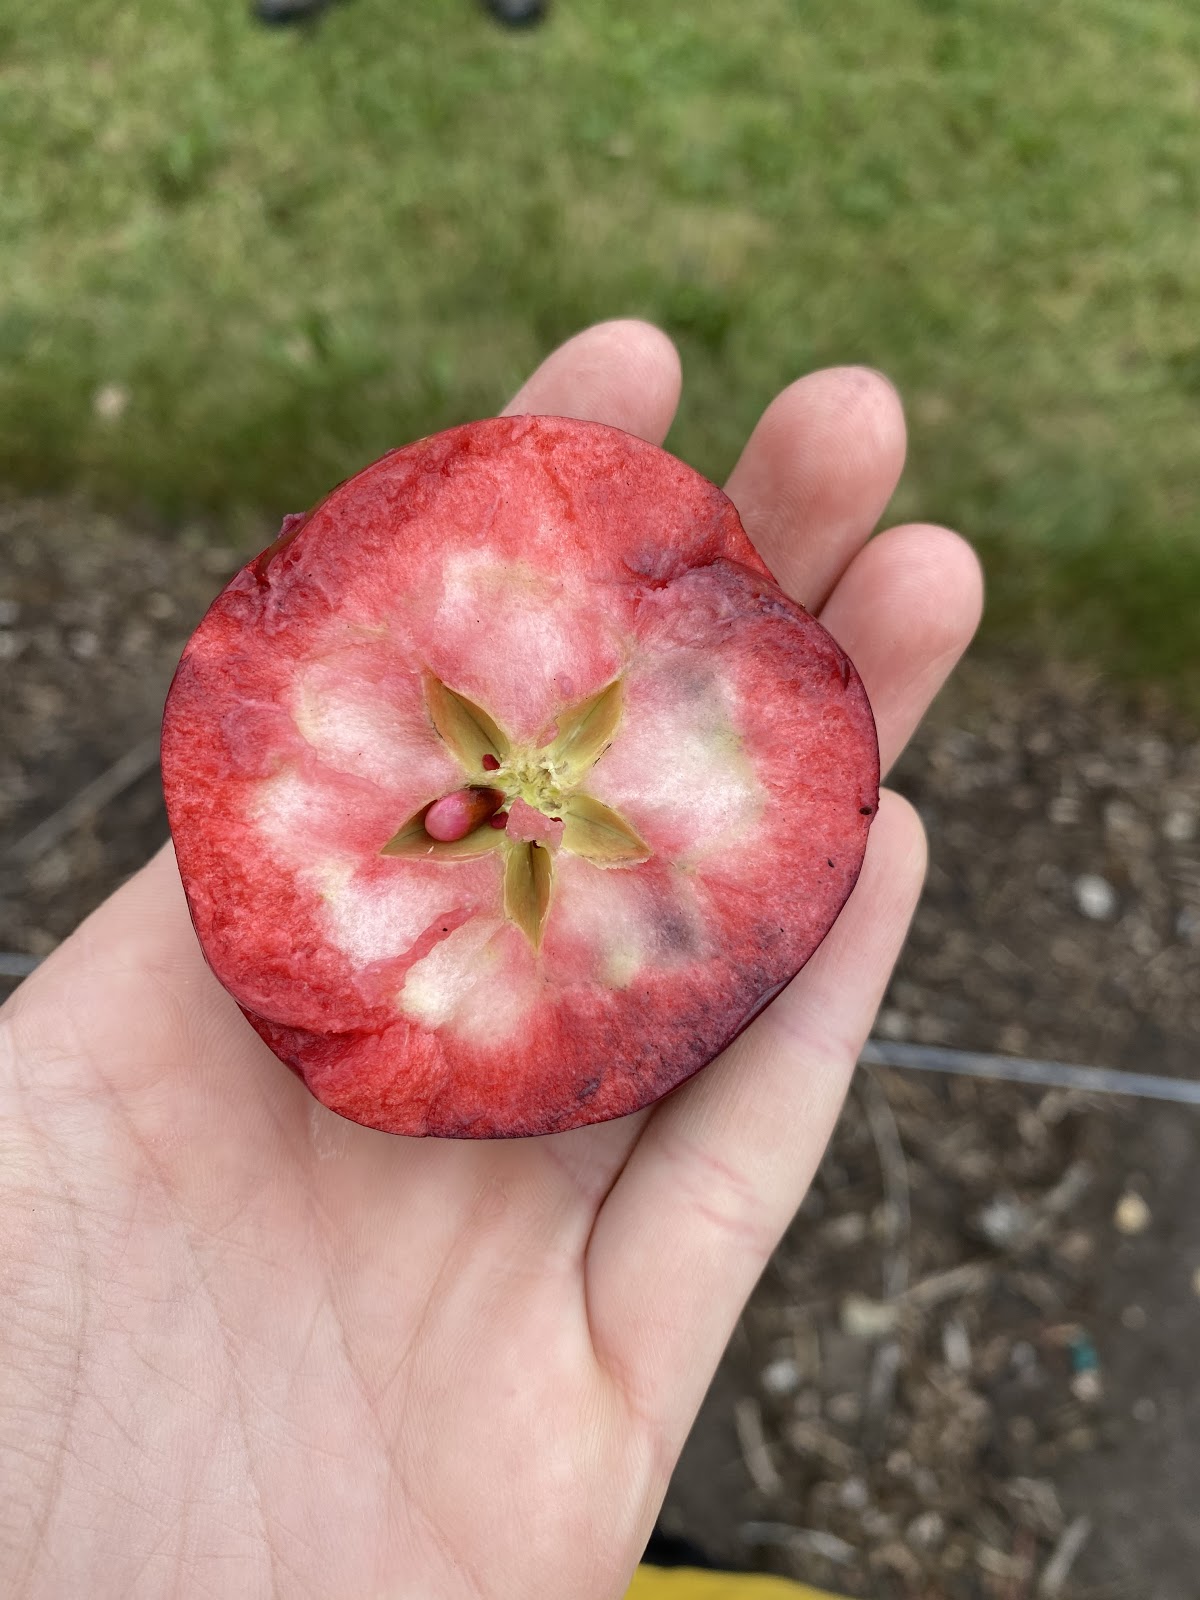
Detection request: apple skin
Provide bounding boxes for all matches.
[162,415,878,1138]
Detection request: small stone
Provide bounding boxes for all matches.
[838,1475,869,1511]
[28,847,72,893]
[760,1356,800,1397]
[1132,1397,1157,1424]
[1114,1192,1151,1236]
[1038,1090,1072,1126]
[1162,806,1197,844]
[1192,1267,1200,1299]
[942,1318,972,1373]
[93,382,130,422]
[977,1544,1027,1580]
[876,1006,910,1040]
[0,631,25,661]
[1048,795,1081,825]
[873,1540,922,1581]
[840,1292,899,1340]
[0,599,19,625]
[975,1194,1033,1249]
[792,1529,857,1566]
[1177,907,1200,945]
[1071,1369,1103,1404]
[69,628,99,660]
[1056,1229,1094,1266]
[1056,1228,1094,1267]
[907,1511,945,1551]
[1120,1304,1147,1332]
[145,591,176,621]
[821,1212,868,1248]
[1074,873,1117,920]
[1004,1476,1063,1534]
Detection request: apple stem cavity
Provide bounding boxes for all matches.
[424,787,505,843]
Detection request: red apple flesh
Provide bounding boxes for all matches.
[161,416,878,1138]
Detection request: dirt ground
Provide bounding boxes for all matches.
[1,494,1198,1599]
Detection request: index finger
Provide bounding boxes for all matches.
[502,318,681,443]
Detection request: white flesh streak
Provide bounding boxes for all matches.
[399,917,534,1044]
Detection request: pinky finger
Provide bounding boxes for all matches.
[586,791,927,1447]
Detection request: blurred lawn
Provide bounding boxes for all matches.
[2,0,1198,685]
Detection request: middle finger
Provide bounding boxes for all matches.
[724,365,907,608]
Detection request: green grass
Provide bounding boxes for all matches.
[3,0,1199,686]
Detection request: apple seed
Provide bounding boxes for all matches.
[424,787,506,842]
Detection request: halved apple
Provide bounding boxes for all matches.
[161,416,878,1137]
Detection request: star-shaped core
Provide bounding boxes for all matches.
[381,674,650,948]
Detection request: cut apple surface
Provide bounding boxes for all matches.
[162,415,878,1137]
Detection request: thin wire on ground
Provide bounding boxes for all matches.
[860,1038,1200,1106]
[5,735,161,867]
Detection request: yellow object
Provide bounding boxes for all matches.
[627,1566,843,1600]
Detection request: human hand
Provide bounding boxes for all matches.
[0,321,981,1600]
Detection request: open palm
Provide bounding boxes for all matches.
[0,323,981,1600]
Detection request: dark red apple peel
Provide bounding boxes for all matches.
[162,415,878,1138]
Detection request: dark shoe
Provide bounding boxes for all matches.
[481,0,547,26]
[642,1528,723,1571]
[254,0,337,25]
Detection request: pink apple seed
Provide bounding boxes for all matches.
[424,787,505,842]
[481,753,501,772]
